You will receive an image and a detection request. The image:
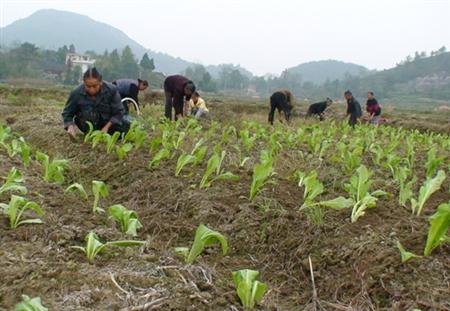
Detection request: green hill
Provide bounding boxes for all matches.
[0,9,252,77]
[285,60,369,84]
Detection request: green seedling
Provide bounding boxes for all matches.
[232,269,267,309]
[64,183,88,200]
[425,147,444,178]
[92,180,108,213]
[104,132,121,154]
[123,121,147,148]
[0,124,11,145]
[0,167,27,195]
[424,202,450,256]
[249,151,274,201]
[200,151,239,188]
[396,241,421,263]
[14,295,48,311]
[71,231,145,263]
[148,147,171,169]
[35,151,68,184]
[0,195,43,229]
[175,142,208,176]
[175,153,197,176]
[2,138,21,158]
[344,165,386,223]
[18,137,31,167]
[299,171,353,224]
[411,170,446,216]
[175,224,228,264]
[108,204,143,236]
[116,143,133,160]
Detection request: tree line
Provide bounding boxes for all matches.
[0,42,448,100]
[0,43,160,86]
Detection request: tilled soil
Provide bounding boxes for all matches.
[0,88,449,311]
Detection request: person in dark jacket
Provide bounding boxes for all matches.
[344,90,362,127]
[366,91,381,125]
[62,67,128,138]
[268,90,294,125]
[307,98,333,121]
[163,75,196,120]
[112,79,148,113]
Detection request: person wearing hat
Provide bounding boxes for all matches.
[112,78,149,113]
[344,90,362,127]
[163,75,196,120]
[306,97,333,121]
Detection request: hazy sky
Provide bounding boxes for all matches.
[1,0,449,75]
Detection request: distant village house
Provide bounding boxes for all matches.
[65,53,95,75]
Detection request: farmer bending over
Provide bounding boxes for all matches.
[112,78,148,113]
[188,91,209,119]
[268,90,294,125]
[307,97,333,121]
[366,91,382,125]
[62,67,129,138]
[163,75,196,120]
[344,90,362,127]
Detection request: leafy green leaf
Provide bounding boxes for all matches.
[413,170,446,215]
[185,224,228,264]
[232,269,267,308]
[424,202,450,256]
[396,241,421,263]
[14,295,48,311]
[65,183,88,200]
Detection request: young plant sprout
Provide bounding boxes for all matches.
[1,195,43,229]
[0,167,27,195]
[92,180,108,213]
[344,165,386,223]
[35,151,68,184]
[249,150,274,201]
[71,231,145,263]
[175,141,208,176]
[148,147,171,169]
[411,170,446,216]
[232,269,267,309]
[396,241,421,263]
[64,182,88,200]
[424,202,450,256]
[14,295,48,311]
[107,204,143,236]
[175,224,228,264]
[200,150,239,188]
[116,143,133,160]
[18,137,31,167]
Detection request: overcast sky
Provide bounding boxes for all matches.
[1,0,449,75]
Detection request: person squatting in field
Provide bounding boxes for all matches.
[112,78,149,113]
[268,90,294,125]
[62,67,129,138]
[366,91,382,125]
[163,75,196,120]
[344,90,362,127]
[306,97,333,121]
[187,91,209,119]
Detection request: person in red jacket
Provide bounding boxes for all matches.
[163,75,196,120]
[366,91,382,125]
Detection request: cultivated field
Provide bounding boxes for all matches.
[0,85,449,311]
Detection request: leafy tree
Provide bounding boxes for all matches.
[140,53,155,72]
[120,46,139,78]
